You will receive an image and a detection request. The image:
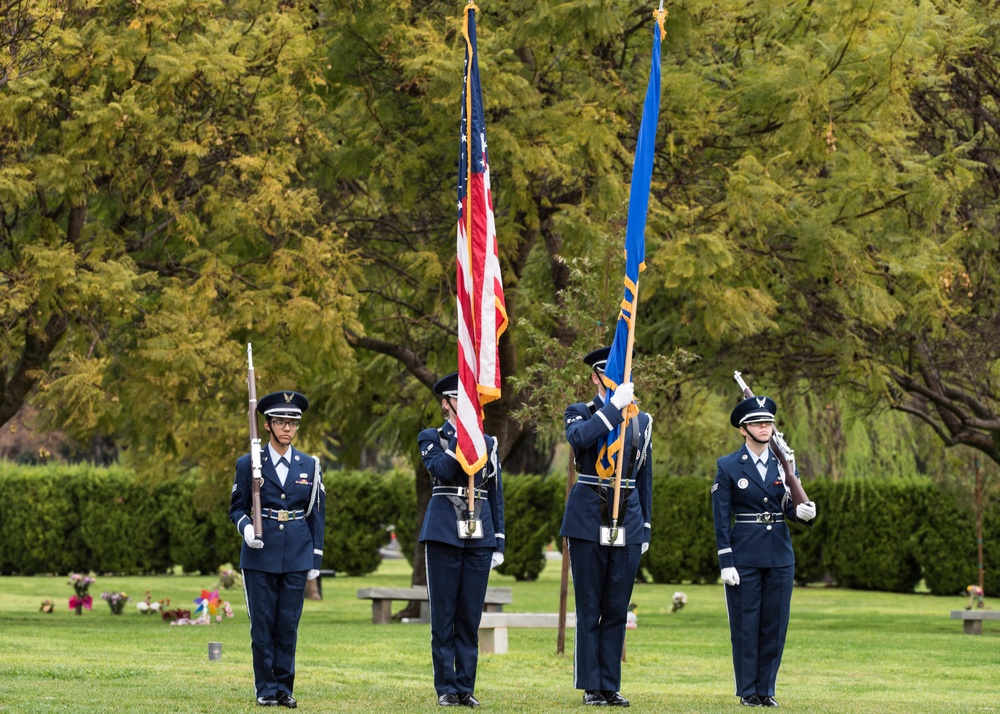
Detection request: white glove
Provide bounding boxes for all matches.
[609,382,634,410]
[243,524,264,549]
[490,552,504,570]
[796,501,817,522]
[306,569,320,580]
[721,567,740,586]
[641,542,649,555]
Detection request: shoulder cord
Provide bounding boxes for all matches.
[305,455,321,517]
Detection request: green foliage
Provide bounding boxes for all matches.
[0,464,83,574]
[914,489,977,596]
[494,474,563,582]
[824,479,925,593]
[985,493,1000,597]
[644,475,718,584]
[156,477,240,574]
[0,463,400,577]
[790,479,830,587]
[323,471,398,577]
[74,469,170,574]
[0,0,360,486]
[385,469,418,568]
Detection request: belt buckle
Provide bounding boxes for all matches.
[757,513,773,524]
[278,510,289,522]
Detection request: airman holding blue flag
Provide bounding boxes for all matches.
[559,4,665,704]
[561,347,652,707]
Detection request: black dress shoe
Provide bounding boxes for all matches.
[276,692,297,709]
[256,695,279,706]
[458,692,480,707]
[603,691,630,707]
[438,693,461,707]
[760,696,779,707]
[740,694,763,706]
[583,690,608,706]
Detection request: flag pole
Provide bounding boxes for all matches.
[607,280,638,544]
[608,1,665,542]
[462,1,478,532]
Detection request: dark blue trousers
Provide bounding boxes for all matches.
[242,568,307,699]
[568,538,641,691]
[425,542,492,697]
[724,564,794,698]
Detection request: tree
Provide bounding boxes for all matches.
[314,1,678,473]
[0,0,359,489]
[632,0,1000,472]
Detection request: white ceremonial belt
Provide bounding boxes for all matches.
[578,474,636,489]
[432,486,487,500]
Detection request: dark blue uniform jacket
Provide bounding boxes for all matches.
[712,445,809,570]
[560,395,652,546]
[230,446,325,573]
[418,420,505,552]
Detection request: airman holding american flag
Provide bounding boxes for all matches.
[416,3,508,708]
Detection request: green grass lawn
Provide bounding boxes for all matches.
[0,557,997,713]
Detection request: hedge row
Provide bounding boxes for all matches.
[0,463,996,596]
[645,475,999,595]
[0,463,409,577]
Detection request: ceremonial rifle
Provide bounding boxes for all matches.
[733,371,810,507]
[247,344,264,538]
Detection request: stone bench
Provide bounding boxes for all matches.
[950,609,1000,635]
[357,586,512,625]
[478,612,576,654]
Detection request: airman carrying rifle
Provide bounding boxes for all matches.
[711,375,817,708]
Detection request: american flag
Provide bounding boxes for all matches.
[596,13,664,479]
[455,3,507,476]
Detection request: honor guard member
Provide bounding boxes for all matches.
[712,396,816,708]
[561,347,653,707]
[230,390,325,708]
[418,372,506,708]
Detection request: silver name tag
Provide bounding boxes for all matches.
[457,519,484,539]
[600,526,625,546]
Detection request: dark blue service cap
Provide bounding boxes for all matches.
[433,372,460,399]
[583,347,612,372]
[730,396,777,428]
[257,390,309,419]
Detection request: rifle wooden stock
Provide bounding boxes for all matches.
[248,344,264,539]
[733,371,810,507]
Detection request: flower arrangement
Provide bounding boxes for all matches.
[216,564,241,591]
[101,591,132,615]
[164,589,235,626]
[136,591,170,615]
[40,599,55,613]
[966,585,985,610]
[67,572,96,615]
[671,591,688,613]
[626,602,638,630]
[161,608,192,623]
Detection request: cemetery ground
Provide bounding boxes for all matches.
[0,557,997,713]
